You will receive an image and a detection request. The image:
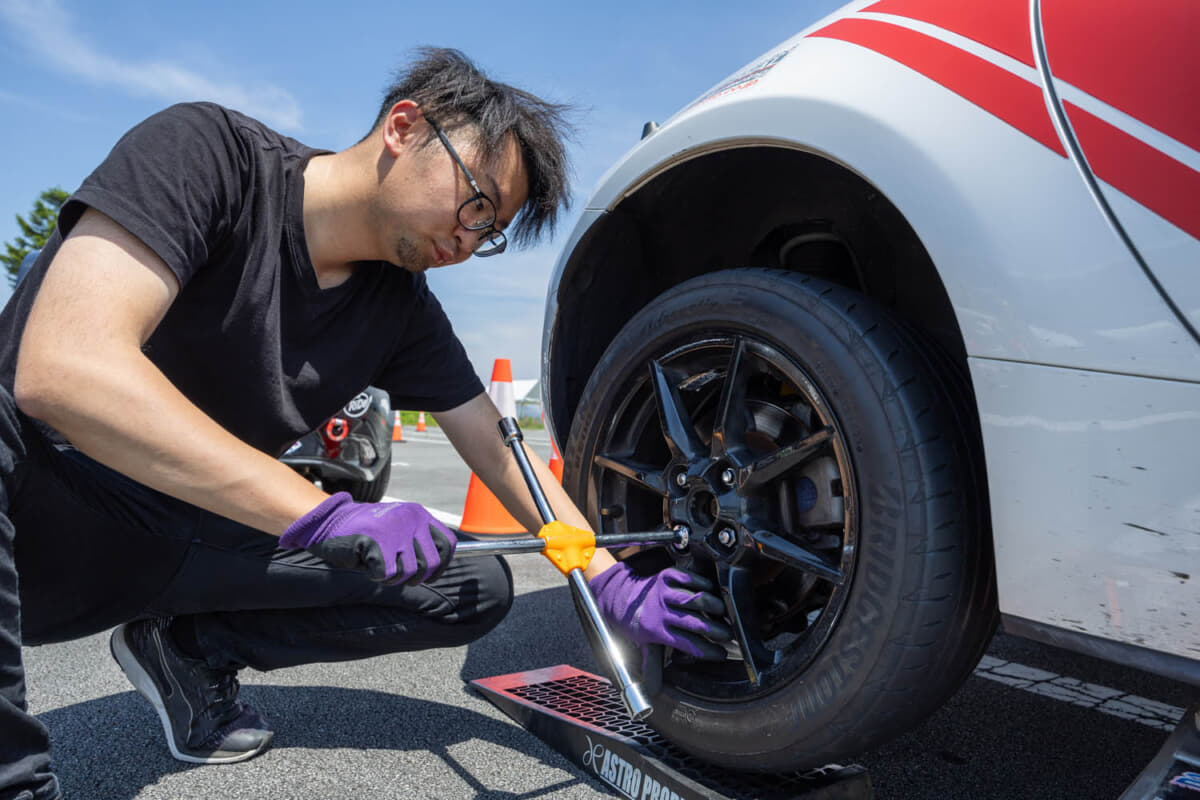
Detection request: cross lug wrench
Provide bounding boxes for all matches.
[452,416,666,721]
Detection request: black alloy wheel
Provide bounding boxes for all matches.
[564,269,997,771]
[587,333,857,698]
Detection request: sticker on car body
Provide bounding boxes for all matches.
[691,47,793,108]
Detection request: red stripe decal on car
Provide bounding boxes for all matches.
[1043,0,1200,155]
[1065,102,1200,241]
[864,0,1035,66]
[809,18,1066,157]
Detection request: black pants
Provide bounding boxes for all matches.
[0,387,513,800]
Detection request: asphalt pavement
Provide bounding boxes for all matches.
[21,428,1197,799]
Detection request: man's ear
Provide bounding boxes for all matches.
[381,100,424,157]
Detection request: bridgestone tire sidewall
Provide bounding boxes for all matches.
[564,270,993,771]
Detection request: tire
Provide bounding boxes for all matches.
[331,450,392,503]
[564,269,996,772]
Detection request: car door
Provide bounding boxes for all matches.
[1041,0,1200,335]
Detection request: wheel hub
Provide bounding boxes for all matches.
[668,460,756,563]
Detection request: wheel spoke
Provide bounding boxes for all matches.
[593,453,669,497]
[649,360,706,462]
[738,426,834,489]
[715,563,767,686]
[751,529,846,585]
[711,337,752,460]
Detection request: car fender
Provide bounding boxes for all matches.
[548,17,1200,405]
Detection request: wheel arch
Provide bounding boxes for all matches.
[548,143,972,445]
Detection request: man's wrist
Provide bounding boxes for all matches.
[279,492,351,548]
[584,549,620,581]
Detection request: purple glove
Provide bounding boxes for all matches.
[589,562,733,662]
[281,493,457,586]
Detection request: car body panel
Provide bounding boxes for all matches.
[972,358,1200,662]
[1041,0,1200,337]
[544,0,1200,674]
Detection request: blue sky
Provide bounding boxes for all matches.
[0,0,844,383]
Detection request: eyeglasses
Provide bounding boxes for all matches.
[427,118,507,257]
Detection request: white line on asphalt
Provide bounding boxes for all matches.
[397,432,551,447]
[396,435,455,446]
[973,655,1185,731]
[382,496,462,527]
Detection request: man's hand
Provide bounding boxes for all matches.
[589,562,733,663]
[281,493,457,585]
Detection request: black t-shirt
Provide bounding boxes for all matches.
[0,102,483,456]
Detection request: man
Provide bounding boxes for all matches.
[0,49,731,798]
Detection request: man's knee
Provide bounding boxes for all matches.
[436,554,513,645]
[473,554,514,632]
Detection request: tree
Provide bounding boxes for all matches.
[3,187,69,289]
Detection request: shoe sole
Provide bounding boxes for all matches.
[110,623,273,765]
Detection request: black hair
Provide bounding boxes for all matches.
[369,47,574,247]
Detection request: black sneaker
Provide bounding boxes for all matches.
[110,618,274,764]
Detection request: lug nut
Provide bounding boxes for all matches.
[672,524,691,550]
[717,528,736,547]
[721,468,736,487]
[675,471,688,487]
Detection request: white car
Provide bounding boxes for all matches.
[541,0,1199,774]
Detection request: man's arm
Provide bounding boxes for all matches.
[14,208,328,535]
[433,392,618,579]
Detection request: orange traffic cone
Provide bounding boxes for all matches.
[459,359,525,534]
[459,473,525,533]
[416,411,427,432]
[392,410,404,442]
